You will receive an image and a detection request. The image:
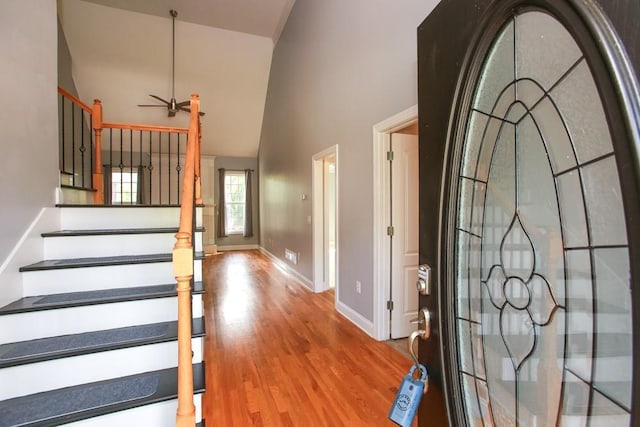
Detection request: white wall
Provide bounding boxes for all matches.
[0,2,58,269]
[259,0,440,322]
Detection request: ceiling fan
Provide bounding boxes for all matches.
[138,10,204,117]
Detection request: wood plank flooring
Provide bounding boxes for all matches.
[201,250,415,426]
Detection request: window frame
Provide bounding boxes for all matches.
[224,171,246,235]
[111,167,138,205]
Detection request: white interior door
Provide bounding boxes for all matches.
[390,132,419,339]
[323,157,336,289]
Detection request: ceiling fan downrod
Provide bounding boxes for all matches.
[170,9,177,104]
[137,9,205,117]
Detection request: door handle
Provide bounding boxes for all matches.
[408,308,431,365]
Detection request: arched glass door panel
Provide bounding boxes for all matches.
[454,10,632,426]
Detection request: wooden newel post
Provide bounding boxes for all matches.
[174,231,195,426]
[92,100,104,204]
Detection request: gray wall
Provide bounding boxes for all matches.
[258,0,439,320]
[0,1,58,262]
[214,157,259,248]
[58,17,78,96]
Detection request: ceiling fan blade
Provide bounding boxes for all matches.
[149,94,170,105]
[178,106,206,117]
[137,104,169,107]
[176,100,191,107]
[168,110,176,117]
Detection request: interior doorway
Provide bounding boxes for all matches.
[312,145,338,296]
[372,106,419,340]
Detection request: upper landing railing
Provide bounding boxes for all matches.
[58,87,202,426]
[58,87,201,205]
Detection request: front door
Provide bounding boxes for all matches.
[416,0,640,425]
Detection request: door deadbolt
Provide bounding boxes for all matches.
[416,264,431,295]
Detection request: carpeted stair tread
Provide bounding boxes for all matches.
[42,227,204,237]
[0,282,204,315]
[0,318,205,368]
[0,363,205,426]
[19,252,205,272]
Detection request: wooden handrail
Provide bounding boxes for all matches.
[174,94,200,427]
[102,122,189,134]
[58,86,92,113]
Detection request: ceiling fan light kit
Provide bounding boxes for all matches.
[137,9,204,117]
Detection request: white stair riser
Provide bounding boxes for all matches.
[60,207,203,230]
[63,395,203,427]
[43,232,203,259]
[22,260,203,295]
[0,294,203,344]
[0,338,203,400]
[59,187,94,205]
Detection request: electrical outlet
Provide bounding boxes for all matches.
[356,280,362,294]
[285,249,298,264]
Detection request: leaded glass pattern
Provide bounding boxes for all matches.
[454,10,632,426]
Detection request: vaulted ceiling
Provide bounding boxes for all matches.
[58,0,295,157]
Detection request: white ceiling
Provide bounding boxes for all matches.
[58,0,296,157]
[80,0,296,43]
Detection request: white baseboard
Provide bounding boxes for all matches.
[260,247,375,338]
[0,208,58,307]
[259,247,313,290]
[335,299,375,338]
[217,244,259,251]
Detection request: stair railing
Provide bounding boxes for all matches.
[57,87,94,192]
[58,86,202,206]
[174,94,201,427]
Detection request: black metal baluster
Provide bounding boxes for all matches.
[168,132,172,204]
[59,95,65,173]
[89,115,94,188]
[79,110,86,188]
[139,130,143,205]
[148,131,153,204]
[71,103,76,186]
[176,133,182,202]
[130,129,133,204]
[159,132,163,205]
[109,129,113,204]
[119,129,124,204]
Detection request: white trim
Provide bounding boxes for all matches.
[372,105,418,341]
[261,244,374,338]
[335,299,375,338]
[259,247,314,290]
[217,244,260,251]
[311,145,339,294]
[0,208,59,308]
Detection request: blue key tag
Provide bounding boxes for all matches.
[388,364,428,427]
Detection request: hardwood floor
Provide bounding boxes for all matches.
[201,250,415,426]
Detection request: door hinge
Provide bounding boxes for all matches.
[387,226,394,237]
[387,151,394,161]
[387,300,394,311]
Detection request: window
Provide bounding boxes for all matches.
[111,168,138,204]
[224,172,246,234]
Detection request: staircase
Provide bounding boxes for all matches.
[0,205,206,426]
